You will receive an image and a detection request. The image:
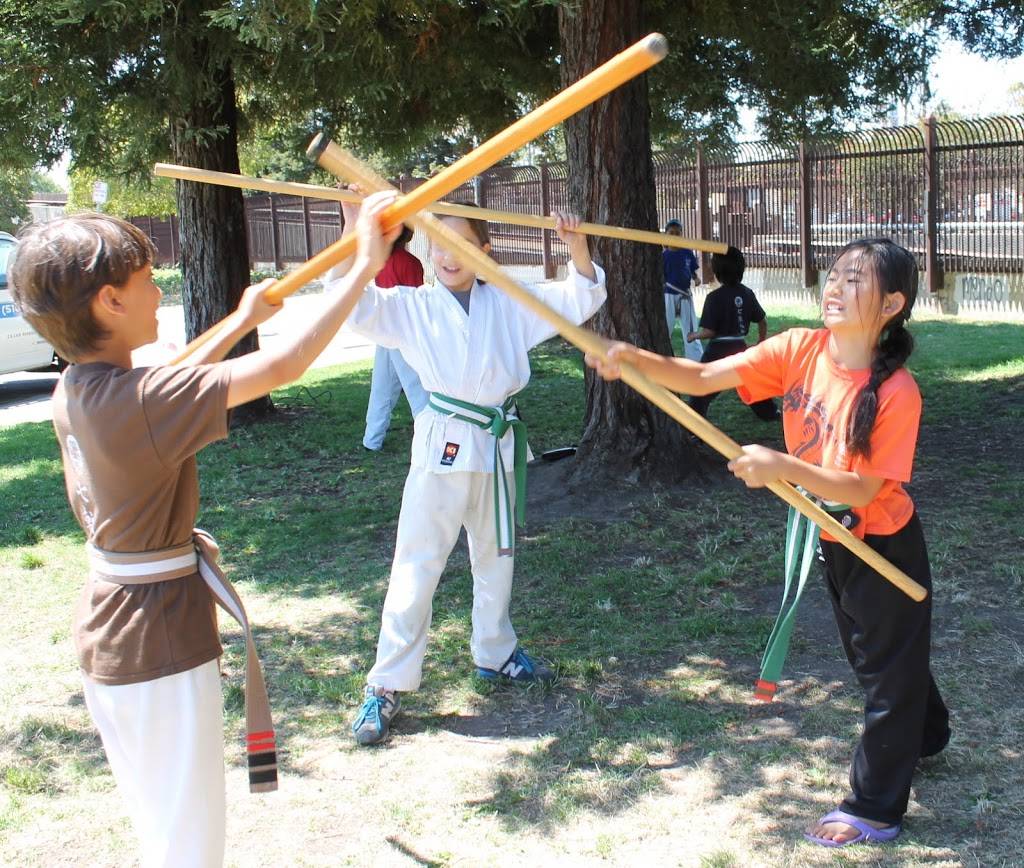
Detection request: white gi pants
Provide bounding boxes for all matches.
[368,467,518,690]
[665,293,704,362]
[363,346,429,451]
[83,659,225,868]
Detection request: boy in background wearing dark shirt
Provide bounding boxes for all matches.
[663,219,703,362]
[687,245,780,420]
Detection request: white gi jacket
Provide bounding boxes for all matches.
[336,263,607,474]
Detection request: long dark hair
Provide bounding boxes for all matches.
[836,238,918,458]
[394,225,414,251]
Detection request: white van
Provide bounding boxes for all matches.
[0,231,62,376]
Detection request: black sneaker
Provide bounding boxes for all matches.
[476,647,553,683]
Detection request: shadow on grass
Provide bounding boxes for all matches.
[447,652,985,863]
[1,714,109,796]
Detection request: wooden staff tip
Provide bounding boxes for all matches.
[643,33,669,59]
[306,132,332,162]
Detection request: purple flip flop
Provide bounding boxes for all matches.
[804,809,901,848]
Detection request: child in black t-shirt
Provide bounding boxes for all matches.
[687,246,779,420]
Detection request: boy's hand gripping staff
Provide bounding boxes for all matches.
[168,33,669,365]
[152,163,728,256]
[313,142,929,608]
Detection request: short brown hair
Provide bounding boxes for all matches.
[9,214,156,362]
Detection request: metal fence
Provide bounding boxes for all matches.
[135,114,1024,294]
[935,116,1024,273]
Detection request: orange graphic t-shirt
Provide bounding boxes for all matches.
[731,328,920,540]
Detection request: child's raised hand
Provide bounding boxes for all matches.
[355,190,402,273]
[727,444,785,488]
[584,342,637,381]
[237,278,282,328]
[339,183,365,230]
[553,210,597,281]
[553,211,586,248]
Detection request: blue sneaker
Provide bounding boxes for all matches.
[351,685,400,746]
[476,647,553,683]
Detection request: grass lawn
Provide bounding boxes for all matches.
[1,307,1022,867]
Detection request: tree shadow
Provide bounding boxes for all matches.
[1,712,110,793]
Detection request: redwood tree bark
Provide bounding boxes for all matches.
[559,1,697,485]
[169,48,271,419]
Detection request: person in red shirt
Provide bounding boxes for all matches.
[363,226,428,451]
[375,225,424,288]
[586,238,949,849]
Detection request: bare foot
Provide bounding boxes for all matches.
[807,815,894,844]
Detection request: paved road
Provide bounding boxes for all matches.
[0,293,376,428]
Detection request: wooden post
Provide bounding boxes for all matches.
[269,194,282,270]
[923,115,942,296]
[301,196,313,259]
[798,141,816,289]
[540,164,554,279]
[155,161,724,253]
[696,144,711,277]
[476,171,488,209]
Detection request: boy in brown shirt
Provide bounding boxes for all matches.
[9,193,400,867]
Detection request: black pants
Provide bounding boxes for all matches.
[819,511,950,825]
[689,339,779,421]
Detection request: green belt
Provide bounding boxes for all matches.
[428,392,528,557]
[755,490,852,702]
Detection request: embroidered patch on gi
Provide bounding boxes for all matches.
[838,510,860,530]
[441,442,460,466]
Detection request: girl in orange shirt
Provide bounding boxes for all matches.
[586,238,949,848]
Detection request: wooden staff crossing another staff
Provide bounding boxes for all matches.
[167,32,669,364]
[311,139,928,605]
[152,163,727,256]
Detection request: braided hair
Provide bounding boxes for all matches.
[837,238,918,459]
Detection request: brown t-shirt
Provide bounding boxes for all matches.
[53,361,232,685]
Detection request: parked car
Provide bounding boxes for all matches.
[0,230,63,375]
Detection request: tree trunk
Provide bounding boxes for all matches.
[559,0,697,486]
[169,49,272,420]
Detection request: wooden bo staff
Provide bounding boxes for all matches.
[152,163,727,255]
[168,32,669,365]
[316,141,928,604]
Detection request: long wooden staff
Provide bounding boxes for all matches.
[168,32,668,364]
[153,163,726,255]
[315,141,927,603]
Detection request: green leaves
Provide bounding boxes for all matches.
[0,168,33,234]
[66,168,176,218]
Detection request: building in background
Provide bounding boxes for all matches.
[25,193,67,224]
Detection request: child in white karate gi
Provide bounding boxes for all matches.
[328,202,606,745]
